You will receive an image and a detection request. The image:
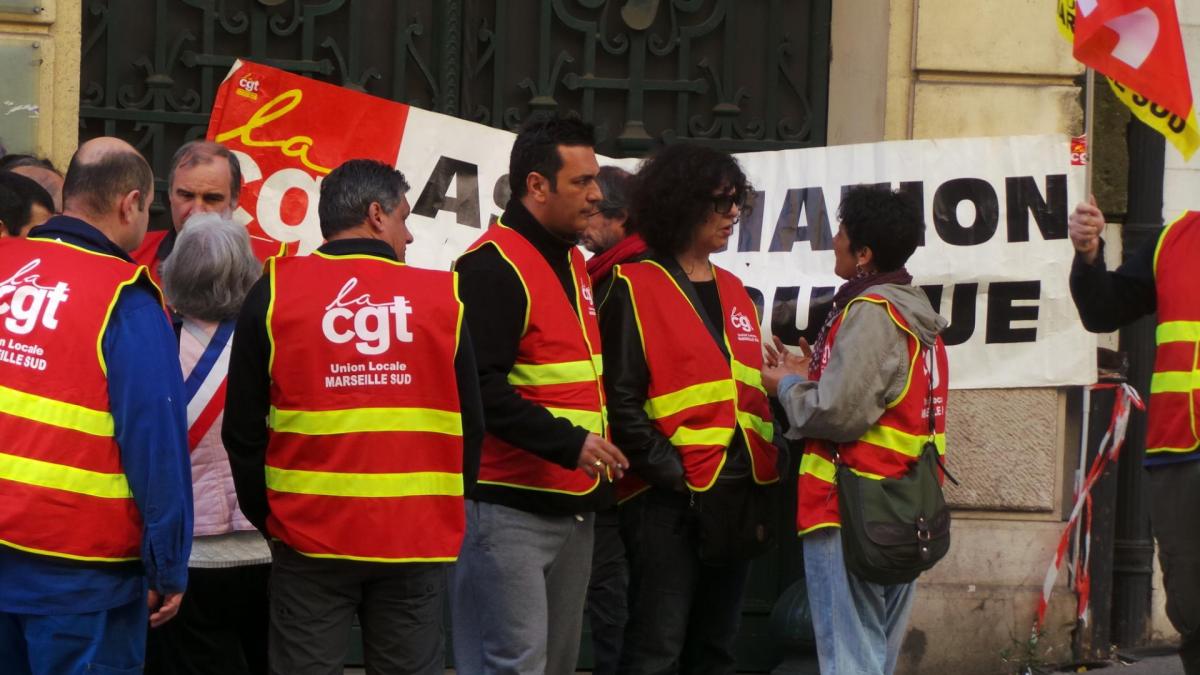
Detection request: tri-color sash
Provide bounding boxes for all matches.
[184,320,235,452]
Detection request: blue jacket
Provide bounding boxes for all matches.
[0,217,192,615]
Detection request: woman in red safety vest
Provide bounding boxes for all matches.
[600,142,780,674]
[763,185,950,675]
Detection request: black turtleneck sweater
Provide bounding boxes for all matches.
[456,199,614,515]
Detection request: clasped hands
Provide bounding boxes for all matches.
[761,335,812,395]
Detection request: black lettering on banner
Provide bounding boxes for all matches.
[487,174,511,228]
[412,156,481,227]
[737,190,767,252]
[898,181,926,246]
[921,283,977,346]
[1006,175,1067,242]
[932,178,999,246]
[769,188,834,253]
[744,285,765,324]
[769,285,835,345]
[986,280,1040,344]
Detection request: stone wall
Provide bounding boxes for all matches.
[828,1,1086,671]
[0,0,81,169]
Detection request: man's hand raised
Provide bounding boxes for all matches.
[1069,197,1105,265]
[577,433,628,481]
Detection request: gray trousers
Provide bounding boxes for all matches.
[268,544,446,675]
[450,500,595,675]
[1149,462,1200,675]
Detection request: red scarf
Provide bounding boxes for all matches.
[586,233,649,283]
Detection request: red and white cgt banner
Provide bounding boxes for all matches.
[208,59,1096,390]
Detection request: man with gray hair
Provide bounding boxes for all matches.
[0,137,192,674]
[223,159,483,675]
[583,164,647,675]
[131,140,287,287]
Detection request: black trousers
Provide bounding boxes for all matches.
[617,489,751,675]
[145,564,270,675]
[268,544,446,675]
[588,507,630,675]
[1149,462,1200,675]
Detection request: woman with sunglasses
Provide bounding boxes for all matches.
[600,142,779,674]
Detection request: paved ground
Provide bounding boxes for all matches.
[344,654,1185,674]
[1104,653,1184,674]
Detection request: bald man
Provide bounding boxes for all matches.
[0,137,193,675]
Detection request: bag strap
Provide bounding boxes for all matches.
[924,345,959,486]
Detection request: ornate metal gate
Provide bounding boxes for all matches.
[80,1,830,669]
[81,0,829,223]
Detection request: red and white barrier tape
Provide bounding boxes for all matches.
[1032,382,1144,639]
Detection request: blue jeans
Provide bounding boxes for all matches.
[0,595,149,675]
[803,528,915,675]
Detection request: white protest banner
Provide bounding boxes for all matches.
[209,60,1094,391]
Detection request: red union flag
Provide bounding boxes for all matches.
[207,60,410,253]
[1057,0,1199,159]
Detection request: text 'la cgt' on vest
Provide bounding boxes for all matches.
[266,252,466,562]
[1148,210,1200,460]
[796,294,949,536]
[0,237,160,562]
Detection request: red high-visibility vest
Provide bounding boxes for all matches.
[266,252,465,562]
[0,238,157,562]
[461,223,606,495]
[613,261,778,496]
[796,294,949,536]
[1148,211,1200,459]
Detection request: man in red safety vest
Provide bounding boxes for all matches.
[1069,200,1200,675]
[222,158,483,675]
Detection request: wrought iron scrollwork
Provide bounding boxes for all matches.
[80,0,827,225]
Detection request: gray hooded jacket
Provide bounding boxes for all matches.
[779,283,948,443]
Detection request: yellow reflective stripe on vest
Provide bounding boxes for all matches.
[858,425,947,457]
[265,466,462,498]
[269,407,462,436]
[737,411,774,442]
[1157,321,1200,345]
[668,425,734,447]
[0,384,114,437]
[799,452,836,484]
[545,406,606,433]
[644,380,736,420]
[0,451,131,498]
[1150,370,1200,394]
[730,359,765,392]
[508,356,602,387]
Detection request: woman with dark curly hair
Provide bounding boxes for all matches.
[762,185,950,675]
[600,142,780,674]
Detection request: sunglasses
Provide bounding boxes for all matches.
[712,192,746,216]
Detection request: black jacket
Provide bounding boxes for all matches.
[222,238,485,534]
[598,255,751,493]
[456,199,614,514]
[1068,237,1157,333]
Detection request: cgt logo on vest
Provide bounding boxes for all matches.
[730,306,759,343]
[580,283,597,316]
[0,259,70,336]
[321,278,413,356]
